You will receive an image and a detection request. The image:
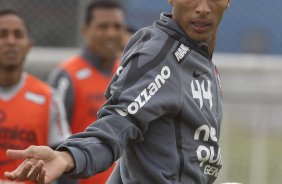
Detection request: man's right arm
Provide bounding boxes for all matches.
[48,68,74,124]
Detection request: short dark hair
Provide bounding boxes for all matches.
[0,9,24,21]
[85,0,124,26]
[0,9,29,33]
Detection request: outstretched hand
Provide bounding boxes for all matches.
[4,146,75,184]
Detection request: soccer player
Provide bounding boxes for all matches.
[47,1,126,184]
[4,0,231,183]
[0,9,71,183]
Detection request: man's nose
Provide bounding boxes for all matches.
[195,0,211,16]
[6,34,17,45]
[106,27,118,38]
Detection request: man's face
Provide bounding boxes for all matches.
[83,8,125,60]
[0,14,31,69]
[169,0,229,42]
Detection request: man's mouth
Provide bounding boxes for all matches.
[102,42,117,51]
[3,50,18,59]
[191,20,211,33]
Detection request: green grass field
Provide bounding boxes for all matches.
[217,124,282,184]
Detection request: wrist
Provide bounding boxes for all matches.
[57,151,75,173]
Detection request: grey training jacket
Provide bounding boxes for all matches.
[57,13,223,184]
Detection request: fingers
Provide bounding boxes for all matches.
[6,149,28,160]
[37,169,46,184]
[4,171,17,181]
[27,160,44,182]
[4,159,27,180]
[4,161,31,181]
[5,160,46,183]
[18,162,32,181]
[6,146,34,160]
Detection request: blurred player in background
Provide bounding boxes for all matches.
[0,9,71,183]
[48,1,126,184]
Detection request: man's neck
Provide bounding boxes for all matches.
[82,47,116,76]
[0,67,22,87]
[100,57,115,70]
[207,33,217,57]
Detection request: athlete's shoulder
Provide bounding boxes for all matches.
[125,26,169,53]
[48,55,89,84]
[122,26,175,68]
[26,73,52,91]
[59,55,87,72]
[24,73,53,102]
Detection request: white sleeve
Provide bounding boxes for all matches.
[48,91,72,146]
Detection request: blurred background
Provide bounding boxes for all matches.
[0,0,281,183]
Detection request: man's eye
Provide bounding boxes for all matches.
[14,30,24,39]
[114,23,123,30]
[97,23,108,30]
[0,30,8,38]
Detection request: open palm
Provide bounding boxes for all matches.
[5,146,73,184]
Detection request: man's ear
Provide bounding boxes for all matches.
[226,0,231,10]
[168,0,174,6]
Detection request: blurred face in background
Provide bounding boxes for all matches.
[83,8,126,60]
[169,0,230,43]
[0,14,31,70]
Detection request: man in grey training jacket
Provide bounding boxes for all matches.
[4,0,231,183]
